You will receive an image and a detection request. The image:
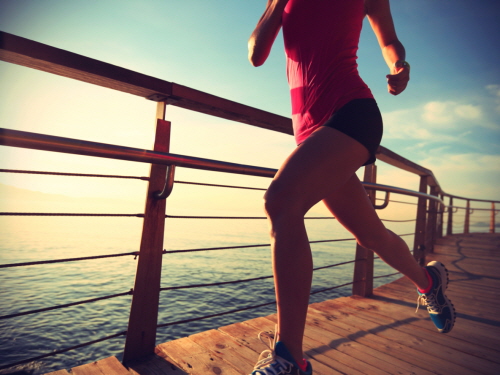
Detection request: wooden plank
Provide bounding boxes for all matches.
[188,329,256,373]
[127,353,188,375]
[71,357,129,375]
[306,304,465,375]
[43,370,70,375]
[156,337,241,375]
[304,315,426,375]
[245,316,381,375]
[376,146,440,188]
[331,296,500,365]
[367,293,500,350]
[170,83,293,135]
[315,300,500,375]
[220,320,342,375]
[305,307,434,375]
[0,31,292,135]
[308,303,474,375]
[0,31,172,99]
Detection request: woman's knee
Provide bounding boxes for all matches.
[263,181,304,220]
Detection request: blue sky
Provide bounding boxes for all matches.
[1,0,499,208]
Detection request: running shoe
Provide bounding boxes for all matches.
[416,261,456,333]
[251,330,312,375]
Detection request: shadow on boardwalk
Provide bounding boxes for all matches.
[47,233,500,375]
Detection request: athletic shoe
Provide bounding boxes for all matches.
[251,330,312,375]
[416,261,456,333]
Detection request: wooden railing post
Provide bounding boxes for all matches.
[123,102,170,364]
[425,185,438,253]
[436,193,444,239]
[352,164,376,297]
[491,202,496,233]
[447,196,454,236]
[464,200,471,234]
[413,176,428,266]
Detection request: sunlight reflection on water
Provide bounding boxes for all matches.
[0,216,410,374]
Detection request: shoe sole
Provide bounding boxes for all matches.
[427,261,456,333]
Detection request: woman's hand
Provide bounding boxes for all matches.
[386,62,410,95]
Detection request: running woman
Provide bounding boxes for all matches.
[248,1,456,374]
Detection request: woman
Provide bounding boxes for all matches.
[248,1,456,374]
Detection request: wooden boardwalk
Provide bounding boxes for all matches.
[46,233,500,375]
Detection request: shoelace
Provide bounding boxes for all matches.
[416,293,439,314]
[253,329,294,375]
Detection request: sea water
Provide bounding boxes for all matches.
[0,211,412,374]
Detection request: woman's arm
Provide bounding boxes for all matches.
[365,0,410,95]
[248,0,288,67]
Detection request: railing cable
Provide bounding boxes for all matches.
[0,290,133,320]
[0,251,139,268]
[0,330,127,371]
[0,168,148,180]
[161,260,358,291]
[373,272,401,280]
[0,212,143,217]
[156,301,275,329]
[164,237,357,254]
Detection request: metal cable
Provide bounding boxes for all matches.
[0,252,139,269]
[0,330,127,371]
[385,199,418,206]
[157,301,276,329]
[161,260,358,291]
[0,212,415,222]
[0,212,143,217]
[373,272,401,280]
[380,218,416,222]
[310,281,355,295]
[0,169,266,190]
[164,237,357,254]
[0,168,148,180]
[158,279,359,329]
[166,215,334,220]
[0,290,133,320]
[175,180,266,191]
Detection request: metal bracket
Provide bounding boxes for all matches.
[146,93,180,105]
[153,165,176,199]
[146,93,170,102]
[373,191,390,210]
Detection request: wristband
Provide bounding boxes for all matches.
[394,60,410,69]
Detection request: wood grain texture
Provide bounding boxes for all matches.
[44,230,500,375]
[156,234,500,375]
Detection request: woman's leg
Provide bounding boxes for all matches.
[322,174,429,289]
[264,126,373,364]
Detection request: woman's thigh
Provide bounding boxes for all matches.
[265,126,370,216]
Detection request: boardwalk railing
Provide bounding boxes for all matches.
[1,31,499,370]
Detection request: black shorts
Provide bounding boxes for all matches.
[321,98,383,165]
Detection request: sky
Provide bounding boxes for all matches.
[0,0,499,217]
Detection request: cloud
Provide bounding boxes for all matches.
[486,84,500,97]
[486,84,500,113]
[382,96,499,143]
[422,101,482,125]
[416,153,500,200]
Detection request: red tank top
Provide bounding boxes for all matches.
[282,0,373,144]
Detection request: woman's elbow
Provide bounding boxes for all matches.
[248,41,266,67]
[248,53,264,67]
